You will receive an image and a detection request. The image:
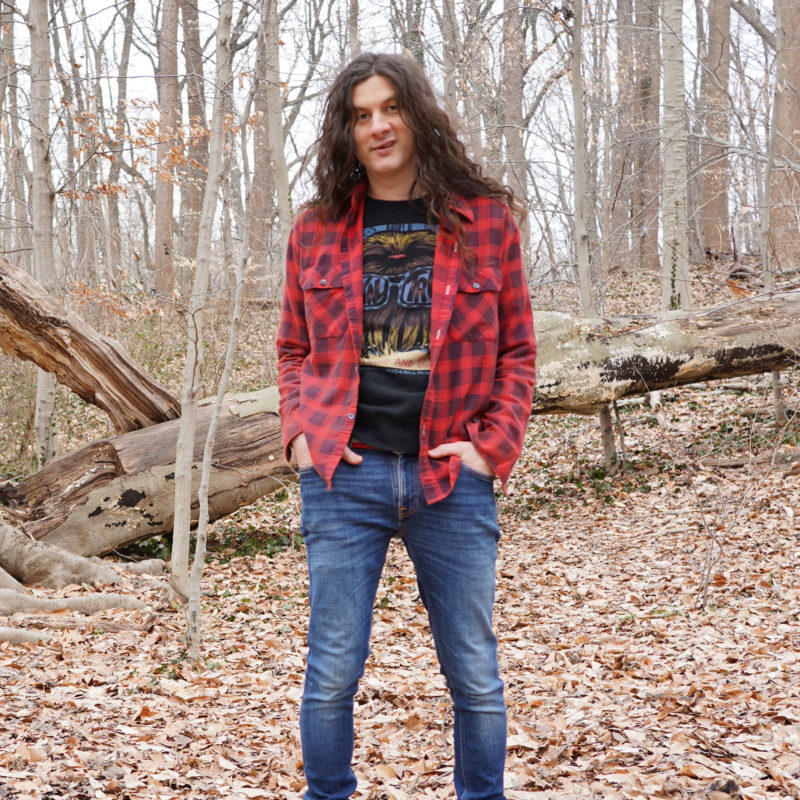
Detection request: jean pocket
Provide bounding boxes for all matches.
[460,462,495,483]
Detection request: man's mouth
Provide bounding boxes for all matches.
[373,140,395,153]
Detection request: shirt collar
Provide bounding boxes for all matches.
[347,180,475,225]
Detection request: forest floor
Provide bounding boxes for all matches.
[1,270,800,800]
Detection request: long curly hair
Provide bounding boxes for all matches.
[307,52,517,232]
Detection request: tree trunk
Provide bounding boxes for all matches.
[759,4,788,426]
[0,524,121,588]
[502,0,533,274]
[0,8,32,272]
[661,0,692,310]
[103,0,135,284]
[172,0,233,605]
[571,0,594,315]
[248,0,289,295]
[700,0,731,257]
[610,0,635,270]
[571,1,617,467]
[769,0,800,271]
[633,0,661,278]
[178,0,208,260]
[153,0,180,297]
[28,0,59,467]
[0,254,181,432]
[348,0,360,59]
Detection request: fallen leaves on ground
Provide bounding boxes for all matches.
[1,378,799,800]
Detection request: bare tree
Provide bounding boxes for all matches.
[171,0,235,611]
[29,0,59,466]
[178,0,209,259]
[247,0,290,295]
[769,0,800,271]
[759,0,787,424]
[699,0,732,257]
[103,0,136,283]
[634,0,662,277]
[154,0,180,297]
[348,0,360,59]
[0,4,31,269]
[502,0,533,270]
[661,0,692,310]
[571,0,617,468]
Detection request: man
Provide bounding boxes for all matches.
[277,52,536,800]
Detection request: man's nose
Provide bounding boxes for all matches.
[370,112,391,135]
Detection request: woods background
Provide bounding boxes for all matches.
[0,0,797,478]
[1,3,799,797]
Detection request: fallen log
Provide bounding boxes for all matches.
[0,389,293,556]
[0,254,180,433]
[532,288,800,415]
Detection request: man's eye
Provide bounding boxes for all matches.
[355,112,369,123]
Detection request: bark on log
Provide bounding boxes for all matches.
[0,254,180,433]
[0,389,293,556]
[532,288,800,415]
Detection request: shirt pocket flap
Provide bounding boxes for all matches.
[300,266,348,339]
[449,265,501,342]
[457,264,502,293]
[299,267,345,291]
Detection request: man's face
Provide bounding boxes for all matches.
[351,75,417,200]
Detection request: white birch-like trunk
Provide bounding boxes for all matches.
[348,0,360,59]
[153,0,179,297]
[172,0,234,620]
[440,0,460,120]
[185,0,238,660]
[572,0,617,467]
[571,0,593,315]
[28,0,58,468]
[758,1,786,425]
[262,0,290,274]
[769,0,800,270]
[661,0,692,311]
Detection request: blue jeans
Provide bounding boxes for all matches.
[298,450,506,800]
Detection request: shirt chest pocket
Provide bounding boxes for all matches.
[300,268,348,339]
[448,266,501,342]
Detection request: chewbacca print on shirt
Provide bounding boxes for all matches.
[351,196,436,454]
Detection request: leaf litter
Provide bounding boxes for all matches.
[1,376,799,800]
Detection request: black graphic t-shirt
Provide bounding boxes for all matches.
[351,196,436,453]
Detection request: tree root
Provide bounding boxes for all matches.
[0,523,120,589]
[0,563,27,592]
[0,627,52,644]
[0,589,146,616]
[0,589,153,644]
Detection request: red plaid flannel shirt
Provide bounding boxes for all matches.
[277,182,536,503]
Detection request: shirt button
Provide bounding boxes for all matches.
[320,278,327,286]
[472,282,480,289]
[348,413,355,419]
